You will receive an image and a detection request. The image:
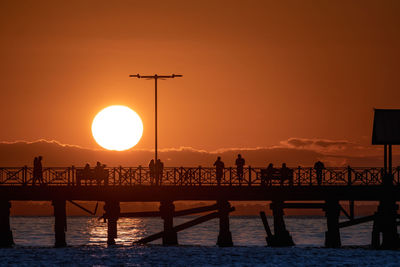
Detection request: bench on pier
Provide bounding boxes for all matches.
[260,168,293,186]
[76,169,109,186]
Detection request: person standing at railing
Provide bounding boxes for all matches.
[235,154,245,186]
[314,160,325,186]
[214,157,225,186]
[32,157,38,186]
[149,159,155,185]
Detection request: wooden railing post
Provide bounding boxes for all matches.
[347,166,352,186]
[23,166,27,186]
[297,166,301,186]
[198,166,202,186]
[138,165,142,185]
[229,167,232,186]
[248,166,252,186]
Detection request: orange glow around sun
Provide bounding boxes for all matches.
[91,105,143,151]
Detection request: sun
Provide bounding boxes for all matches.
[92,105,143,151]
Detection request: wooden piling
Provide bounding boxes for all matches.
[269,201,294,247]
[104,200,120,245]
[0,201,13,247]
[324,199,341,248]
[371,190,400,249]
[217,200,233,247]
[160,200,178,245]
[52,200,67,247]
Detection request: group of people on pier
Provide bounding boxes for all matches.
[30,156,326,186]
[148,159,164,185]
[77,161,109,186]
[213,155,326,186]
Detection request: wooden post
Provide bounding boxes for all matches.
[269,201,294,246]
[0,201,13,247]
[160,201,178,245]
[324,199,341,248]
[52,200,67,247]
[217,200,233,247]
[372,197,400,249]
[104,200,120,245]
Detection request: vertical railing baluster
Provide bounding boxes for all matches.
[138,165,142,185]
[297,166,301,186]
[199,166,202,186]
[309,167,312,186]
[347,166,352,186]
[248,166,252,186]
[229,167,232,186]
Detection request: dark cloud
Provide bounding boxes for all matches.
[284,138,351,149]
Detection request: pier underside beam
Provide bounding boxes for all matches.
[52,199,67,247]
[104,200,120,245]
[118,204,219,218]
[324,199,341,248]
[160,201,178,245]
[0,201,13,247]
[217,200,233,247]
[269,201,294,247]
[134,207,235,245]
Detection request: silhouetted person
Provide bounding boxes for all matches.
[263,163,275,186]
[235,154,245,185]
[314,160,325,186]
[156,159,164,185]
[102,164,109,186]
[280,163,293,186]
[214,157,225,186]
[79,163,91,186]
[149,159,155,185]
[32,157,38,186]
[37,156,43,185]
[94,161,103,186]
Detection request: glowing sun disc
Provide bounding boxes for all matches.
[92,105,143,151]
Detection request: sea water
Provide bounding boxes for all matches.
[1,216,400,266]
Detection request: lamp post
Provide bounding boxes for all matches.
[129,74,182,184]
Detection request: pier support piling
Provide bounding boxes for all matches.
[52,200,67,247]
[217,200,233,247]
[160,201,178,245]
[269,201,294,247]
[0,201,13,247]
[324,199,341,248]
[104,200,120,245]
[371,194,399,249]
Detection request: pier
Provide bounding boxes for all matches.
[0,165,400,249]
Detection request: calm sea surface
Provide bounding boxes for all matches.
[2,216,400,266]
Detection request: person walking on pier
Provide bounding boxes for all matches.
[235,154,245,186]
[149,159,155,185]
[262,163,275,186]
[314,160,325,186]
[33,156,44,185]
[214,157,225,186]
[32,157,38,186]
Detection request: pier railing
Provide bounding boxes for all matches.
[0,166,398,186]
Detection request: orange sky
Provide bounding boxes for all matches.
[1,0,399,152]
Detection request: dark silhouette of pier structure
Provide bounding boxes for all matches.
[1,109,400,249]
[1,165,400,248]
